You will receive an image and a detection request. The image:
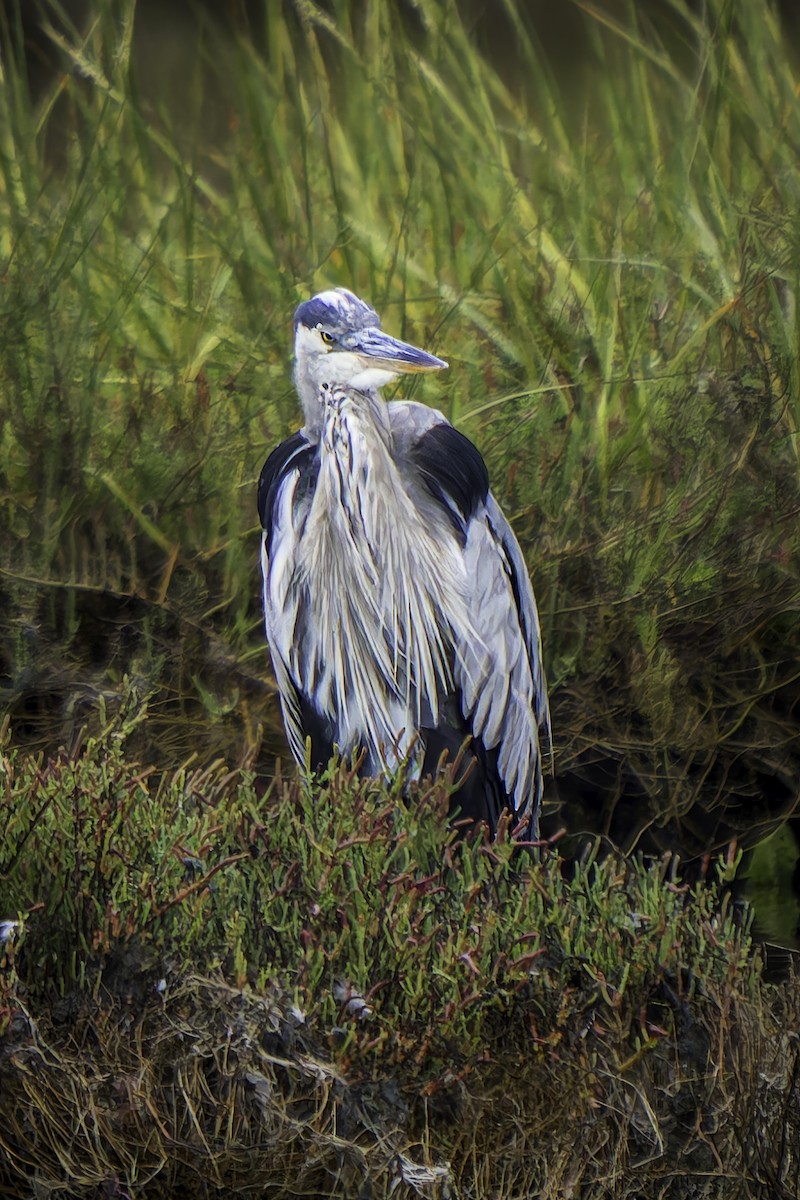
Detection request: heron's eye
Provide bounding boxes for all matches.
[319,330,335,346]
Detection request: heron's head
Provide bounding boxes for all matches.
[293,288,447,423]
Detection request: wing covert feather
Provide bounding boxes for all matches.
[259,433,329,766]
[395,404,549,829]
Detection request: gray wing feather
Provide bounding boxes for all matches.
[389,400,550,830]
[455,506,547,828]
[485,493,551,742]
[261,472,310,765]
[387,399,446,449]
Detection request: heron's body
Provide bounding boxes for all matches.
[259,290,549,836]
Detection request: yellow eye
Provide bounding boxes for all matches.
[319,330,335,345]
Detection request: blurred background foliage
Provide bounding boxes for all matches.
[0,0,799,923]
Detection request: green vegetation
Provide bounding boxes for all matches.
[743,824,800,947]
[2,705,796,1198]
[1,0,800,1194]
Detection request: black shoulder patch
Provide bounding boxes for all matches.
[257,431,318,552]
[410,422,489,538]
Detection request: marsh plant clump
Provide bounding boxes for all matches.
[0,705,797,1198]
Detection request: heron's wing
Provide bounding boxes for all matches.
[258,431,333,767]
[387,398,445,447]
[395,404,550,832]
[483,493,551,741]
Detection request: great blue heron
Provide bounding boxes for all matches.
[258,288,549,837]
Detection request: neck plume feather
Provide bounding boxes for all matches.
[299,388,468,769]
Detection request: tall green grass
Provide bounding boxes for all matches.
[0,0,798,856]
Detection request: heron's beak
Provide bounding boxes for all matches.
[350,328,448,373]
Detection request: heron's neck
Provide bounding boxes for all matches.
[314,386,394,465]
[295,359,323,433]
[318,391,395,547]
[295,359,398,436]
